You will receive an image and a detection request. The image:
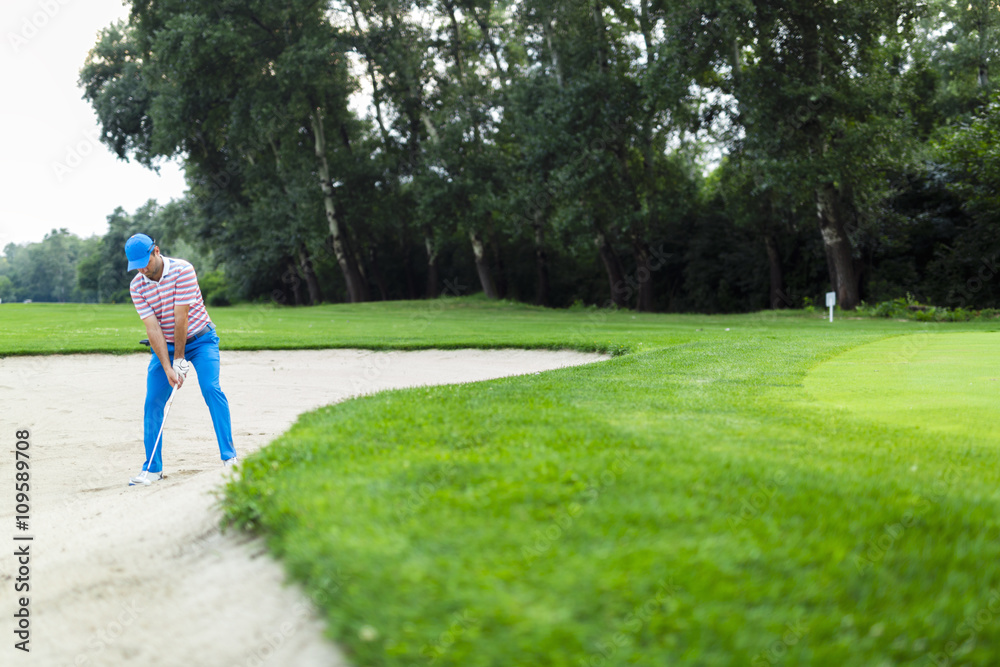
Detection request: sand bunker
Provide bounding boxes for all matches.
[0,348,606,666]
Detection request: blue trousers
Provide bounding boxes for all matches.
[142,330,235,473]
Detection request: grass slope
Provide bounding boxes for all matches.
[6,301,998,664]
[0,299,692,355]
[805,332,1000,445]
[209,304,1000,666]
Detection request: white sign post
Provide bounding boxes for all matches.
[826,291,836,323]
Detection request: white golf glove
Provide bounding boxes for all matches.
[172,358,191,379]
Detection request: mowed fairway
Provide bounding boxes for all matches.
[5,301,1000,665]
[805,332,1000,444]
[214,306,1000,666]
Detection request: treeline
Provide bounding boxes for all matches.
[0,203,224,305]
[14,0,1000,310]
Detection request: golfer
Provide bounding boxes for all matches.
[125,233,237,485]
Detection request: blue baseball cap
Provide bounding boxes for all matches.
[125,234,155,271]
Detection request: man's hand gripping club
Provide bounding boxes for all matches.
[171,358,191,389]
[143,312,190,390]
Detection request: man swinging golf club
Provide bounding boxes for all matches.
[125,233,237,486]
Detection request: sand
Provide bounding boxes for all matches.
[0,348,607,666]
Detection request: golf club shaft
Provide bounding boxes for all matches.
[144,384,178,474]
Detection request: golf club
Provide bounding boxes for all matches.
[129,383,179,486]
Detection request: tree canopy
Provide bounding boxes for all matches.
[14,0,993,310]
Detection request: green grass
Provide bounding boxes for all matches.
[0,299,695,355]
[6,300,1000,665]
[806,332,1000,445]
[206,303,999,666]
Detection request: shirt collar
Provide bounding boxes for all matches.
[139,256,171,284]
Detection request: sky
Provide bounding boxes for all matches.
[0,0,188,249]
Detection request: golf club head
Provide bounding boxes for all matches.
[128,474,152,487]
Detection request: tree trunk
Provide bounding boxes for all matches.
[593,0,609,72]
[632,239,655,312]
[978,12,990,90]
[286,262,303,306]
[764,232,785,310]
[816,183,860,309]
[297,243,323,305]
[348,0,391,145]
[354,246,368,285]
[491,240,507,299]
[632,103,657,312]
[487,214,507,299]
[425,233,440,298]
[401,223,418,300]
[638,0,654,64]
[543,20,564,88]
[469,4,507,85]
[469,229,499,299]
[368,247,389,301]
[445,0,465,81]
[310,109,366,303]
[595,226,628,308]
[632,118,657,313]
[532,211,551,307]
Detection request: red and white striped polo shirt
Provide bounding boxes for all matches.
[130,257,212,343]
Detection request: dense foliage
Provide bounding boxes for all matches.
[6,0,1000,310]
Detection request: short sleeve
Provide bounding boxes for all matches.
[130,282,154,320]
[174,263,200,306]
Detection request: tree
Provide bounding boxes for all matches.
[342,0,444,298]
[935,1,1000,98]
[82,0,366,302]
[0,275,13,303]
[931,95,1000,307]
[3,230,91,303]
[75,201,178,303]
[668,0,924,309]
